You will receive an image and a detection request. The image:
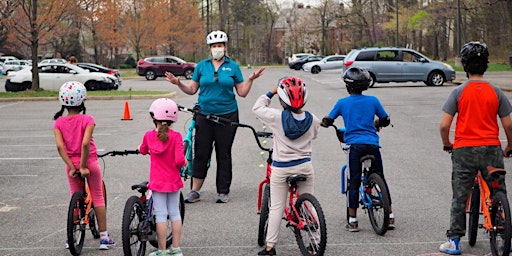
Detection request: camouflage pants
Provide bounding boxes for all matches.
[447,146,506,238]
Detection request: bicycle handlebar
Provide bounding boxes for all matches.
[178,105,232,125]
[178,105,272,151]
[97,149,140,158]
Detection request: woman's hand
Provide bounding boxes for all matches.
[249,67,266,81]
[165,72,180,85]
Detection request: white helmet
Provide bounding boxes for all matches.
[59,81,87,106]
[206,30,228,45]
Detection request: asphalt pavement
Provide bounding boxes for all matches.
[2,68,512,256]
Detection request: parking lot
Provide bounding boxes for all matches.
[1,67,511,256]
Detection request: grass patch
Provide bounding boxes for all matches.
[0,90,169,98]
[445,61,511,72]
[119,69,138,78]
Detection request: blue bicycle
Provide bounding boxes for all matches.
[121,150,185,256]
[328,124,390,235]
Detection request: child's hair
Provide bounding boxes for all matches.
[53,103,86,120]
[155,120,171,142]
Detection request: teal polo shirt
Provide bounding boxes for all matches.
[191,56,244,115]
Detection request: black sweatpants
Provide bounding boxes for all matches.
[192,111,238,194]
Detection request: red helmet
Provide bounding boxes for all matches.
[277,76,308,110]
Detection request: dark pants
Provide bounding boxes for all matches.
[447,146,506,238]
[347,144,391,209]
[193,111,238,194]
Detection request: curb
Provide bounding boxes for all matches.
[0,92,176,102]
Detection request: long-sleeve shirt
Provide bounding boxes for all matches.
[252,94,320,163]
[139,129,186,192]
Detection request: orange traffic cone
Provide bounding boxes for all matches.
[121,101,133,120]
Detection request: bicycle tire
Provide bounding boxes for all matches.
[489,191,511,256]
[258,183,270,246]
[89,181,107,239]
[122,196,146,256]
[367,173,390,236]
[468,185,480,246]
[293,193,327,256]
[67,192,86,256]
[148,192,186,249]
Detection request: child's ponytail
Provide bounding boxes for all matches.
[157,121,170,142]
[53,106,66,120]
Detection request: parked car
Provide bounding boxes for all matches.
[288,53,314,64]
[0,56,19,64]
[76,62,121,84]
[4,63,120,92]
[288,55,324,70]
[302,55,346,74]
[342,47,456,87]
[39,58,67,65]
[1,60,31,74]
[136,56,196,80]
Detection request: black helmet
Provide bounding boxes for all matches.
[459,41,489,64]
[343,67,371,91]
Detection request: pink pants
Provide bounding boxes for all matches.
[66,157,105,207]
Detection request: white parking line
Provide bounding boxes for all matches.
[0,102,23,109]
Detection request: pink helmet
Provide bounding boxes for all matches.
[149,98,178,122]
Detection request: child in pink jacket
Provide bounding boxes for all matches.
[139,98,187,256]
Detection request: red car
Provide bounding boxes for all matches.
[136,56,196,80]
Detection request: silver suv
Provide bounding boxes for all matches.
[343,47,455,87]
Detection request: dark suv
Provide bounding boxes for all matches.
[136,56,196,80]
[343,47,455,87]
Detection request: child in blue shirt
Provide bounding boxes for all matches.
[321,67,394,232]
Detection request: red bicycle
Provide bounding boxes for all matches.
[242,123,327,256]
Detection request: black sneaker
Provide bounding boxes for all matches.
[184,190,201,203]
[345,221,359,232]
[257,247,276,255]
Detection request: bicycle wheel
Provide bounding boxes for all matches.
[122,196,146,256]
[67,192,86,256]
[258,183,270,246]
[293,193,327,256]
[468,185,480,246]
[489,191,511,256]
[148,193,185,249]
[367,173,390,236]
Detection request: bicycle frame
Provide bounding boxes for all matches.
[181,116,195,180]
[467,170,501,231]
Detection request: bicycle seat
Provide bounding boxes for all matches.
[131,181,149,194]
[287,174,307,186]
[486,166,507,177]
[360,155,375,162]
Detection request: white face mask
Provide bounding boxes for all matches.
[211,47,225,60]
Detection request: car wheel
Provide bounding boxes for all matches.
[311,66,321,74]
[22,82,32,90]
[368,73,376,88]
[145,70,157,80]
[183,69,193,80]
[427,71,445,86]
[85,81,99,91]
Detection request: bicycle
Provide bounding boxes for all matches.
[243,123,327,256]
[326,123,391,236]
[177,105,327,255]
[459,147,512,256]
[177,104,211,188]
[121,150,186,256]
[66,150,137,256]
